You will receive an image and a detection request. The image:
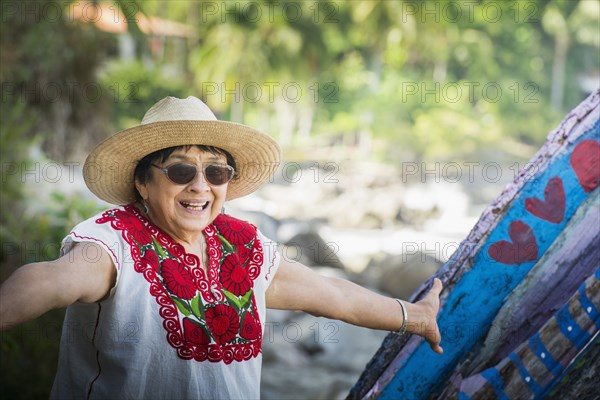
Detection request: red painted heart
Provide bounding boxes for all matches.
[524,176,565,224]
[570,139,600,193]
[488,220,538,265]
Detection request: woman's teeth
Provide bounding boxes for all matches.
[180,201,208,210]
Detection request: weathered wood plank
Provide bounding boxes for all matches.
[457,189,599,377]
[546,332,600,399]
[454,267,599,399]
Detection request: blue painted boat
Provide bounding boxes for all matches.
[349,89,600,400]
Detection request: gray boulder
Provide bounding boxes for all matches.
[284,231,345,269]
[363,251,442,299]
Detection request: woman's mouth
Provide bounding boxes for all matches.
[179,200,209,211]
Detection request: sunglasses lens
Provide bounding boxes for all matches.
[166,163,197,184]
[205,165,234,185]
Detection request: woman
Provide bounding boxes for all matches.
[0,96,443,399]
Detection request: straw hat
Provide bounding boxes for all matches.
[84,96,281,205]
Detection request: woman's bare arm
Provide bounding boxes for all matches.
[0,242,116,331]
[266,258,443,354]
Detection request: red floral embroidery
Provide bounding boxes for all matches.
[240,312,260,340]
[114,209,153,244]
[213,215,256,245]
[161,259,197,300]
[183,318,210,345]
[220,254,251,296]
[236,245,251,264]
[142,249,159,272]
[206,305,240,346]
[96,206,265,364]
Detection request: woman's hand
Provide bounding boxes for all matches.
[405,278,444,354]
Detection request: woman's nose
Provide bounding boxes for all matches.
[188,167,210,191]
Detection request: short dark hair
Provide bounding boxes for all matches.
[133,145,237,202]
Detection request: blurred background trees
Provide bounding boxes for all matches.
[1,0,598,397]
[2,1,598,162]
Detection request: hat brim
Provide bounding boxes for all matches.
[84,120,281,205]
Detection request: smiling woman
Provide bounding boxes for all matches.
[0,96,444,400]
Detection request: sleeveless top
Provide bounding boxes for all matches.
[50,204,281,400]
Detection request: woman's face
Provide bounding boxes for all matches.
[135,146,229,243]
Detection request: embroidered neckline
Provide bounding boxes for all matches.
[131,205,224,303]
[96,204,264,364]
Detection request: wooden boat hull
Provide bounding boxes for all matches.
[349,90,600,400]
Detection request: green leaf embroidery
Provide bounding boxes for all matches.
[191,293,205,320]
[171,296,192,316]
[239,310,248,334]
[222,289,242,310]
[240,289,253,309]
[216,233,235,255]
[152,237,168,259]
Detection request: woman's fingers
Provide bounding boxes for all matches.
[431,277,443,296]
[427,323,444,354]
[425,278,443,353]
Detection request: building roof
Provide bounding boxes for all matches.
[72,1,193,38]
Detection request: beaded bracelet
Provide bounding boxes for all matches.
[394,298,408,336]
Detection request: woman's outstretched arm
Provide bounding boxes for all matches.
[0,242,116,331]
[266,258,443,354]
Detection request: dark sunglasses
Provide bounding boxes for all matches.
[151,162,235,186]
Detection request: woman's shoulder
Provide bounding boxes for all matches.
[67,204,137,238]
[93,204,139,223]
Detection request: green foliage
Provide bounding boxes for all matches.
[99,60,191,131]
[1,0,115,159]
[0,191,103,399]
[309,1,594,162]
[0,309,66,399]
[0,103,38,258]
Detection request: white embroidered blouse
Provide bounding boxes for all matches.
[50,205,281,400]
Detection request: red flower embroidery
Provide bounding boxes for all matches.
[240,312,260,340]
[161,259,197,300]
[142,250,159,272]
[206,305,240,346]
[115,210,152,244]
[236,245,251,264]
[98,206,266,364]
[214,216,255,245]
[220,254,251,296]
[183,318,210,345]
